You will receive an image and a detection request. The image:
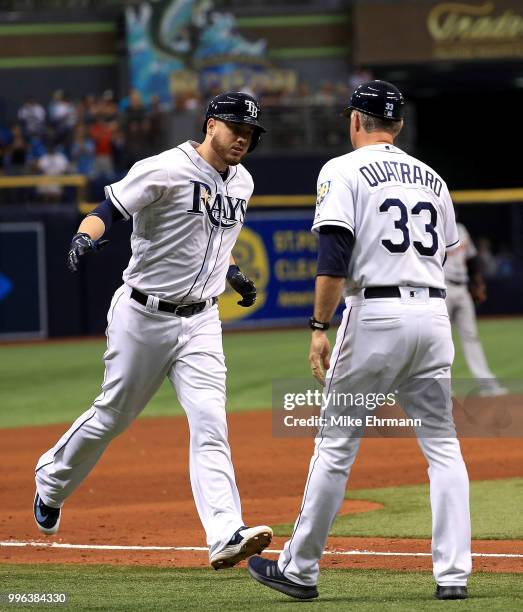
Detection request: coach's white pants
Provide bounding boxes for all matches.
[35,284,243,556]
[445,283,498,388]
[278,289,471,587]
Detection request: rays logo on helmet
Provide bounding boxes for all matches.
[245,100,258,118]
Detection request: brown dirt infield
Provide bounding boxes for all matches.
[0,411,521,572]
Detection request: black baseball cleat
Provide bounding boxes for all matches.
[248,556,319,600]
[33,492,61,535]
[435,585,468,600]
[210,525,272,570]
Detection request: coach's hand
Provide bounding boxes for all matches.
[226,265,257,307]
[309,331,331,386]
[67,232,109,272]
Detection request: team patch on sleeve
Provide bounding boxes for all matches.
[316,181,331,206]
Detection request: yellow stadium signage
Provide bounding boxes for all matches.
[355,0,523,63]
[428,2,523,42]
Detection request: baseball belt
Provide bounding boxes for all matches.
[131,288,217,317]
[364,286,446,299]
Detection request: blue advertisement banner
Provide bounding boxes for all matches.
[220,211,321,328]
[0,222,47,339]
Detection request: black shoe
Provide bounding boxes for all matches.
[210,525,272,570]
[435,585,468,600]
[33,492,61,535]
[248,556,319,600]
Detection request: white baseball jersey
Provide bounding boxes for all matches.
[105,140,254,303]
[312,143,459,290]
[444,223,477,284]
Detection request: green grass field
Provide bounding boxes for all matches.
[1,566,521,611]
[1,318,522,429]
[272,479,523,539]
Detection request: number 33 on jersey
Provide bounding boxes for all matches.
[312,143,460,289]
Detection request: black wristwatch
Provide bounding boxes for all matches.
[309,317,330,331]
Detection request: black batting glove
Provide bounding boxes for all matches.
[226,264,256,307]
[67,232,109,272]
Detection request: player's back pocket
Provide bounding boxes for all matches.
[359,315,402,330]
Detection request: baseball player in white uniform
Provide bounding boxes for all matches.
[248,81,471,600]
[34,92,272,569]
[445,222,507,396]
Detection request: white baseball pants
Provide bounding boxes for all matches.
[35,284,243,556]
[279,288,471,587]
[445,283,498,388]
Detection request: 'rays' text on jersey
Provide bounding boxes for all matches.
[188,180,247,229]
[359,161,442,196]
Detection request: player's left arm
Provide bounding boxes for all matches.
[227,255,257,308]
[67,199,124,272]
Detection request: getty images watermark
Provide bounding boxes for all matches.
[281,389,414,429]
[272,378,522,438]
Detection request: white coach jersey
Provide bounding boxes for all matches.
[444,223,477,284]
[105,140,253,303]
[312,143,459,290]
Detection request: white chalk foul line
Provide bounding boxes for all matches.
[1,542,521,559]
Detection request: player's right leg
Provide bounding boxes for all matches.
[34,285,174,517]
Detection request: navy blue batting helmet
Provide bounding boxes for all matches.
[343,80,405,121]
[202,91,266,152]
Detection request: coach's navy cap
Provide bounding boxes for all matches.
[343,80,405,121]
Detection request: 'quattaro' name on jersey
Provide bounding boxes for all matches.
[359,161,443,196]
[187,180,247,229]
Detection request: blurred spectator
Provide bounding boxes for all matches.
[90,117,114,178]
[260,87,285,107]
[148,95,169,152]
[477,237,498,279]
[124,119,148,169]
[294,82,312,105]
[124,89,146,125]
[312,80,336,106]
[26,133,48,172]
[4,125,28,175]
[48,90,76,141]
[70,124,96,176]
[176,91,201,111]
[496,246,515,278]
[76,94,97,126]
[111,125,126,174]
[36,142,69,202]
[99,90,119,122]
[17,97,46,138]
[335,82,351,105]
[349,66,373,92]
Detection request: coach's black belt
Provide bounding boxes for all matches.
[131,288,217,317]
[364,286,446,299]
